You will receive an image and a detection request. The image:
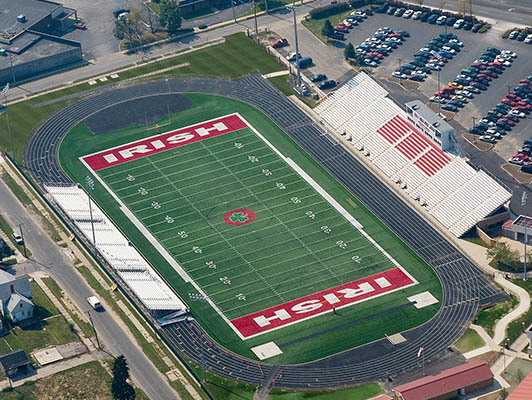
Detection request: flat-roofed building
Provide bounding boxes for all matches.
[405,100,455,152]
[0,0,81,84]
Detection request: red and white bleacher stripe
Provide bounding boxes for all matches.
[377,115,450,176]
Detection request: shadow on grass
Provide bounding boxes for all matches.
[31,305,53,321]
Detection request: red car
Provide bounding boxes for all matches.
[507,93,520,100]
[74,22,87,30]
[272,38,288,48]
[489,61,502,67]
[478,64,487,70]
[334,25,349,33]
[389,33,402,38]
[520,79,530,84]
[502,98,516,106]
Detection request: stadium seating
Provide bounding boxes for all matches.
[315,73,511,237]
[45,185,187,311]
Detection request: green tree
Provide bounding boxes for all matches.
[436,0,447,11]
[113,10,143,48]
[112,355,136,400]
[344,42,355,59]
[486,242,520,266]
[159,0,182,35]
[322,19,334,39]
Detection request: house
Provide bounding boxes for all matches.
[393,360,494,400]
[0,349,31,378]
[0,270,33,323]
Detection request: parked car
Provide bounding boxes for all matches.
[394,8,405,17]
[442,104,458,112]
[412,11,422,20]
[463,21,473,30]
[509,30,519,39]
[403,9,413,18]
[311,73,327,82]
[319,80,336,90]
[436,16,447,25]
[453,19,464,29]
[272,38,288,48]
[472,23,483,33]
[74,21,87,30]
[12,232,23,245]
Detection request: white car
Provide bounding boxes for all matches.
[427,63,441,71]
[412,10,422,20]
[525,35,532,44]
[287,52,301,62]
[501,50,517,58]
[442,46,456,54]
[479,135,496,143]
[403,9,414,18]
[486,129,501,139]
[453,19,464,29]
[12,232,24,245]
[457,90,474,99]
[392,71,408,79]
[509,110,526,118]
[436,16,447,25]
[502,60,512,67]
[449,39,464,47]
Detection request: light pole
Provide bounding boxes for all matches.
[85,176,96,249]
[8,52,16,87]
[397,58,402,85]
[507,85,512,95]
[2,83,14,160]
[292,0,302,91]
[437,68,441,117]
[472,116,476,143]
[253,0,258,34]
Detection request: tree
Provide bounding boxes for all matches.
[456,0,468,16]
[322,19,334,39]
[344,42,355,59]
[415,0,424,6]
[436,0,447,11]
[113,9,143,48]
[486,242,520,266]
[159,0,182,35]
[112,355,136,400]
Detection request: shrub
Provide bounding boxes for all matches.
[309,2,350,19]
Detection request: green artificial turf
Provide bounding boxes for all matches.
[59,93,442,364]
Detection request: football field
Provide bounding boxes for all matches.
[61,94,442,362]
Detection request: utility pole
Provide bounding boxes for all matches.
[86,310,101,349]
[18,224,27,258]
[85,176,97,250]
[2,84,14,160]
[292,0,301,91]
[253,0,258,34]
[8,52,16,87]
[231,0,237,22]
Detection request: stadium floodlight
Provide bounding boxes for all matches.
[188,292,209,382]
[2,83,14,160]
[85,176,97,249]
[292,0,302,91]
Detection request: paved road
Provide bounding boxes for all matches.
[0,176,179,400]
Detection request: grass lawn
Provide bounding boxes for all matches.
[505,279,532,345]
[0,281,78,356]
[268,383,382,400]
[0,33,284,164]
[41,277,94,338]
[301,11,353,44]
[454,328,485,353]
[476,294,518,337]
[0,360,149,400]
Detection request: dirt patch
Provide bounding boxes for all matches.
[471,351,500,367]
[502,163,532,184]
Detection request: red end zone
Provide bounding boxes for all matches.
[82,114,248,171]
[231,267,416,339]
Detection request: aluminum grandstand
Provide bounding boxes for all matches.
[315,73,512,237]
[45,184,188,312]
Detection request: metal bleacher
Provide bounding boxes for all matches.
[316,73,512,237]
[45,185,187,312]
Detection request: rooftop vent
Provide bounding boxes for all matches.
[17,14,27,23]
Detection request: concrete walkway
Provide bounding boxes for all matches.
[458,239,531,346]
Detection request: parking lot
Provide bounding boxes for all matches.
[289,10,532,169]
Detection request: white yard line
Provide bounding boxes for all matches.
[82,112,417,340]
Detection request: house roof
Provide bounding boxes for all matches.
[508,370,532,400]
[0,349,30,371]
[0,275,31,303]
[0,270,15,284]
[394,360,493,400]
[368,395,393,400]
[7,292,33,313]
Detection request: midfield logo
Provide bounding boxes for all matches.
[224,209,256,226]
[82,114,248,171]
[230,267,417,339]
